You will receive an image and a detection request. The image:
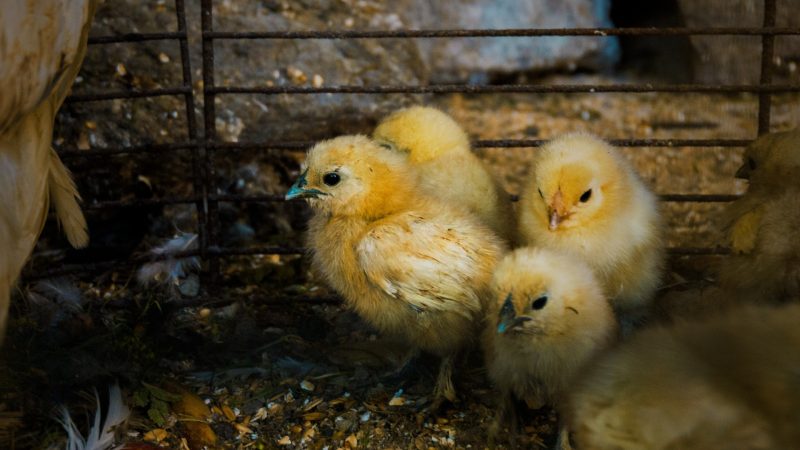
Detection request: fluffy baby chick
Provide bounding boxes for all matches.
[716,130,800,304]
[1,0,95,342]
[373,106,517,244]
[484,247,617,446]
[287,135,504,402]
[722,129,800,253]
[568,303,800,450]
[718,187,800,304]
[518,133,664,330]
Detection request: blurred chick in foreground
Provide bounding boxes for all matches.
[373,106,517,244]
[569,303,800,450]
[484,247,616,447]
[518,133,664,331]
[287,135,504,402]
[0,0,95,341]
[717,129,800,304]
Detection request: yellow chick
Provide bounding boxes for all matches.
[0,0,95,341]
[716,130,800,304]
[483,247,617,447]
[722,129,800,254]
[517,133,665,331]
[718,187,800,304]
[568,303,800,450]
[373,106,517,244]
[287,135,504,402]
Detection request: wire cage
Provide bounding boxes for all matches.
[26,0,800,293]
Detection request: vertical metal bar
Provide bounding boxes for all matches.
[758,0,777,135]
[201,0,221,280]
[175,0,208,262]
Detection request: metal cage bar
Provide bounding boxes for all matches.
[174,0,208,260]
[36,0,800,285]
[201,0,221,281]
[758,0,778,135]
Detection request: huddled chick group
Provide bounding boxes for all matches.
[288,106,800,449]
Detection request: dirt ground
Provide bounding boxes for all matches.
[3,39,800,449]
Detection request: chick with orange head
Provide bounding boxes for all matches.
[518,133,665,331]
[484,247,617,446]
[373,106,517,244]
[287,135,504,402]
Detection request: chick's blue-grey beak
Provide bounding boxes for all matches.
[497,293,531,334]
[285,170,326,200]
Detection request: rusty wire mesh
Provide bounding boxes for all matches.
[29,0,800,286]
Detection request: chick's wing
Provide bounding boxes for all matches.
[357,213,486,317]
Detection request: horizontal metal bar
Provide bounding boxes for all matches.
[209,138,751,152]
[204,27,800,40]
[88,32,186,45]
[207,84,800,95]
[478,139,753,148]
[210,194,288,202]
[65,87,191,103]
[213,246,730,256]
[251,294,342,305]
[76,192,740,210]
[207,246,306,256]
[83,196,200,210]
[668,247,730,256]
[24,261,119,280]
[57,142,197,158]
[53,139,750,159]
[205,193,738,204]
[24,244,729,280]
[659,194,740,202]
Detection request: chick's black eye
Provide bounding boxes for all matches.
[531,295,548,310]
[323,172,341,186]
[538,188,544,199]
[580,189,592,203]
[748,157,757,170]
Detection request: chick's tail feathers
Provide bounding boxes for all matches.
[48,148,88,248]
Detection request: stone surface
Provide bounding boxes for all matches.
[677,0,800,84]
[398,0,620,82]
[61,0,621,147]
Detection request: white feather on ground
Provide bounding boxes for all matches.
[57,384,129,450]
[137,232,199,290]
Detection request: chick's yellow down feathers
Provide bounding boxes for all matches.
[373,106,517,244]
[290,135,504,401]
[518,133,665,329]
[716,130,800,304]
[484,247,616,444]
[569,303,800,450]
[0,0,95,342]
[721,129,800,253]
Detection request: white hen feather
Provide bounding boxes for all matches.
[137,232,200,289]
[58,384,130,450]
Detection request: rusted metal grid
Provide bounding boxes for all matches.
[45,0,800,283]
